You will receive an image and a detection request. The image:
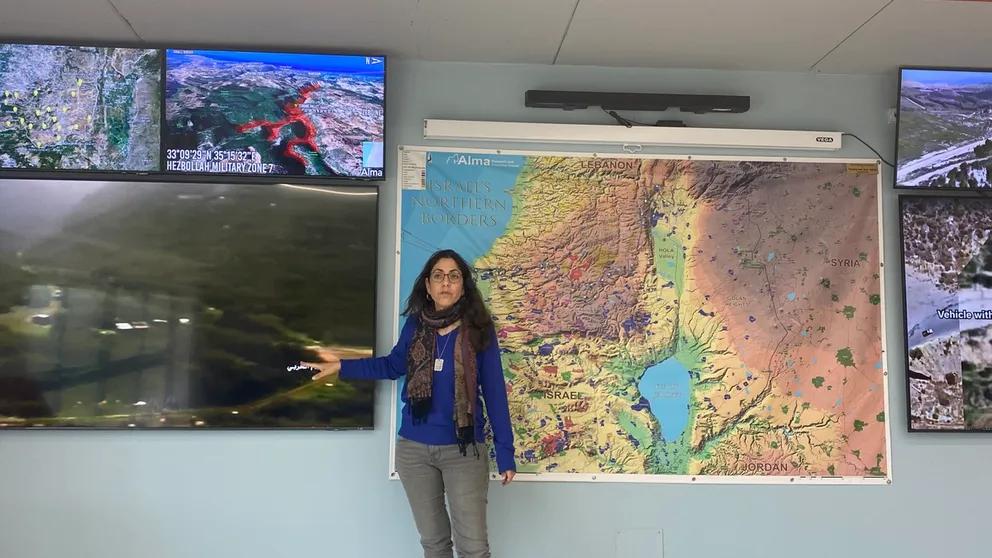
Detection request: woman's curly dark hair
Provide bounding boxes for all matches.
[402,249,494,351]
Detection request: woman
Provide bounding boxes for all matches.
[306,249,515,558]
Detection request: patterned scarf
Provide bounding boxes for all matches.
[407,298,478,455]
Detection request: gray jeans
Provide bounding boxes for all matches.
[395,437,491,558]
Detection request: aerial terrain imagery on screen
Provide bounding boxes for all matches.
[0,179,377,428]
[0,44,161,171]
[897,69,992,189]
[903,196,992,430]
[165,49,384,178]
[400,151,889,480]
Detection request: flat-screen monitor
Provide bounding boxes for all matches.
[896,67,992,189]
[0,43,162,172]
[901,195,992,431]
[0,178,377,428]
[164,49,385,180]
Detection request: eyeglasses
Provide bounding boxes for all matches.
[429,270,463,284]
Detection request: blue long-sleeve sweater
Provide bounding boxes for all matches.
[340,316,517,473]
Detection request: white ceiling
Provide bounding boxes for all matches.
[0,0,991,74]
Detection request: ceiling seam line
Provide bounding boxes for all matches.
[808,0,894,72]
[106,0,143,42]
[552,0,582,65]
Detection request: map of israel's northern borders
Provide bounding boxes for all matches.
[395,148,890,483]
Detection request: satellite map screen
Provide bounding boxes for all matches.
[902,195,992,431]
[896,67,992,189]
[164,49,385,180]
[0,44,161,172]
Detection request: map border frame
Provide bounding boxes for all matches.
[389,145,892,485]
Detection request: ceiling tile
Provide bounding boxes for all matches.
[815,0,992,73]
[555,0,891,71]
[409,0,577,63]
[5,0,990,75]
[0,0,140,43]
[108,0,576,63]
[110,0,419,54]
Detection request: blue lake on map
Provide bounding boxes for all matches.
[638,356,691,441]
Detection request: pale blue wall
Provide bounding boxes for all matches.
[3,59,989,558]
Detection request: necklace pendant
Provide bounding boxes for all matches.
[433,358,444,372]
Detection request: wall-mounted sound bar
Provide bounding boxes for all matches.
[525,90,750,114]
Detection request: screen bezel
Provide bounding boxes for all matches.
[893,65,992,191]
[0,38,387,185]
[0,39,164,177]
[0,179,381,430]
[161,47,387,183]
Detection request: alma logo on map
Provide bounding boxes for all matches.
[444,153,522,168]
[447,154,492,166]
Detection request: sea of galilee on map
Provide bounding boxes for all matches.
[399,149,890,481]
